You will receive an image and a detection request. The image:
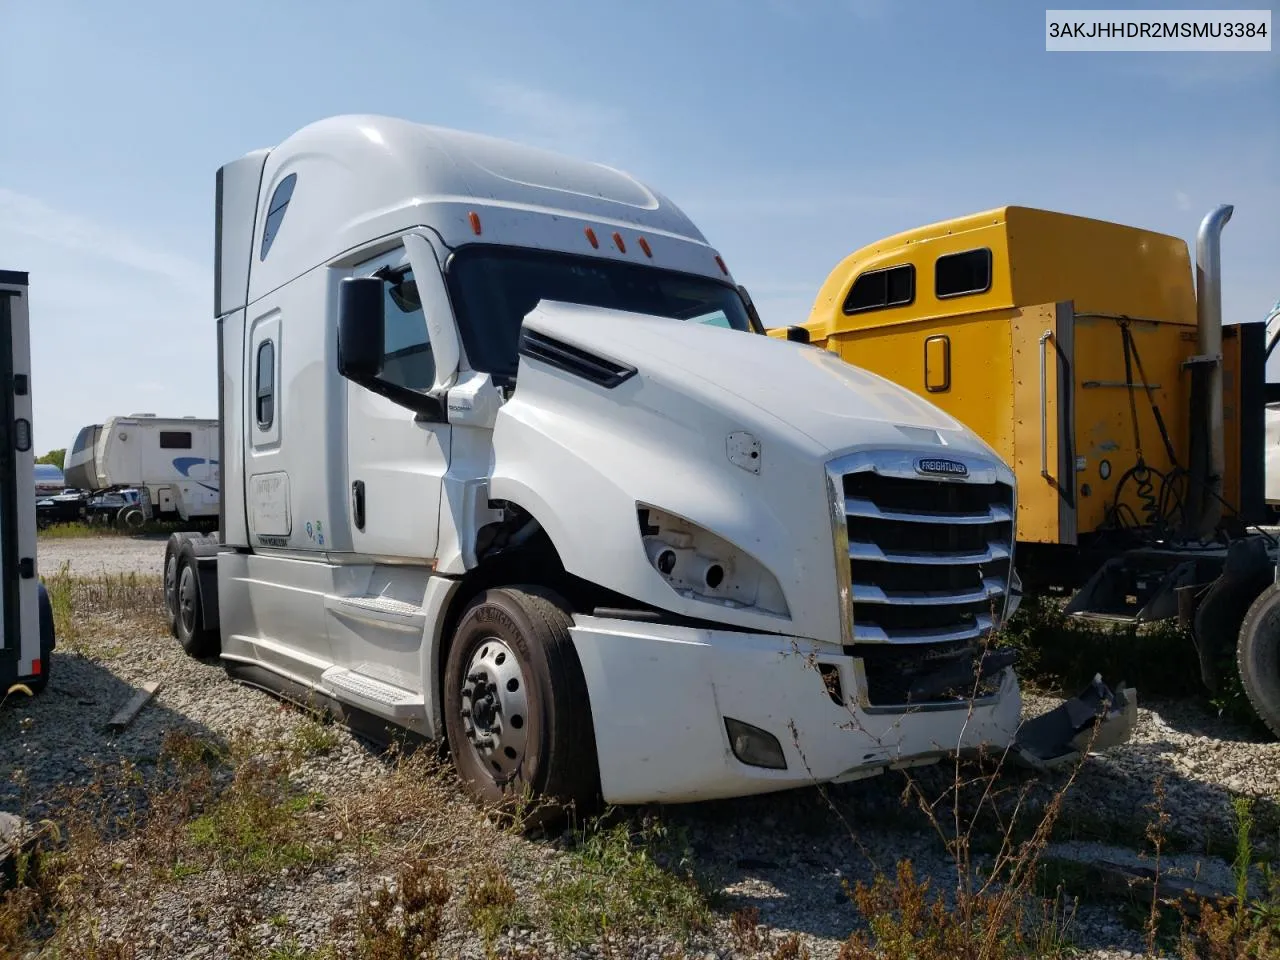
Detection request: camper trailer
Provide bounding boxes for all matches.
[1,271,56,695]
[64,415,219,524]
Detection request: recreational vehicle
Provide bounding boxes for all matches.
[163,116,1135,813]
[65,415,219,524]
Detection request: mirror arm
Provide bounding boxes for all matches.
[354,375,446,422]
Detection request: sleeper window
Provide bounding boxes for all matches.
[842,264,915,315]
[260,174,297,261]
[159,431,192,449]
[935,249,992,299]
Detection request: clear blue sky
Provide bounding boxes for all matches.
[1,0,1275,456]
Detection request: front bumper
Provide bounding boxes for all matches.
[571,616,1028,805]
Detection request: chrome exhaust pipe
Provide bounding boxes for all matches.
[1194,203,1233,537]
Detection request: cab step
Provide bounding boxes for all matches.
[320,666,425,722]
[323,593,425,632]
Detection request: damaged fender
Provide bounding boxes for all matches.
[1011,675,1138,772]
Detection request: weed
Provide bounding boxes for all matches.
[771,933,811,959]
[355,860,451,959]
[541,816,713,948]
[38,520,189,540]
[38,564,166,653]
[291,716,342,759]
[837,858,1070,960]
[187,757,327,875]
[464,861,522,946]
[1177,795,1280,958]
[729,905,765,951]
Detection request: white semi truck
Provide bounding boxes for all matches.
[65,415,219,525]
[1,271,56,696]
[163,115,1135,811]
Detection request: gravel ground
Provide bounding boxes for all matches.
[37,533,167,578]
[4,535,1277,959]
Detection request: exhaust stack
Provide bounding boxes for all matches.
[1193,203,1233,537]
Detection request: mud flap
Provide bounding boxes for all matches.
[1011,675,1138,772]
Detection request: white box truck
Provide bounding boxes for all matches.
[65,415,219,525]
[162,115,1135,811]
[1,271,55,696]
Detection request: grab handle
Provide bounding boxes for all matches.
[1039,330,1052,480]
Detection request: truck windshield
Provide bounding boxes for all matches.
[446,246,756,383]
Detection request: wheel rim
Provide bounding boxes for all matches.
[164,555,178,622]
[459,637,530,780]
[178,566,198,637]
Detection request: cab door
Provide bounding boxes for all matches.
[345,243,451,562]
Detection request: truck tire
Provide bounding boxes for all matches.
[163,533,198,638]
[26,583,56,694]
[1238,582,1280,738]
[442,586,600,822]
[173,542,218,658]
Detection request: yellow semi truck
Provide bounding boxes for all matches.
[773,205,1280,735]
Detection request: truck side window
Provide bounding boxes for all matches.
[159,431,192,449]
[260,174,297,261]
[842,264,914,315]
[380,268,435,392]
[935,248,992,299]
[256,340,275,428]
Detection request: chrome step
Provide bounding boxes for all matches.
[324,593,425,632]
[321,666,425,721]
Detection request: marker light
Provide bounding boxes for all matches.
[468,211,482,235]
[612,232,627,253]
[637,236,653,258]
[715,255,728,275]
[584,226,599,248]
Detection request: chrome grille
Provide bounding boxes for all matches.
[827,450,1016,707]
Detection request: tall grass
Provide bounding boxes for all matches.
[39,560,166,649]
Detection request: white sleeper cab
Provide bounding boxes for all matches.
[164,115,1136,812]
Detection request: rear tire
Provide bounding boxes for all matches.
[173,544,218,658]
[442,586,600,823]
[26,583,56,695]
[1238,582,1280,738]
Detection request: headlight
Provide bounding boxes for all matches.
[636,504,790,618]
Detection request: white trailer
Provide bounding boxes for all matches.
[1,271,55,695]
[163,115,1134,812]
[64,415,219,524]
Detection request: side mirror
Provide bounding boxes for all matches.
[337,276,385,381]
[784,325,811,344]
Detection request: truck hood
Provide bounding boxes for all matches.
[486,301,1009,641]
[521,302,977,455]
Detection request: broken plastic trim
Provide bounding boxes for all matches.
[1011,674,1138,772]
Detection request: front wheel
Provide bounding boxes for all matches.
[442,586,600,821]
[1238,582,1280,738]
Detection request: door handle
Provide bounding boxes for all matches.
[351,480,365,531]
